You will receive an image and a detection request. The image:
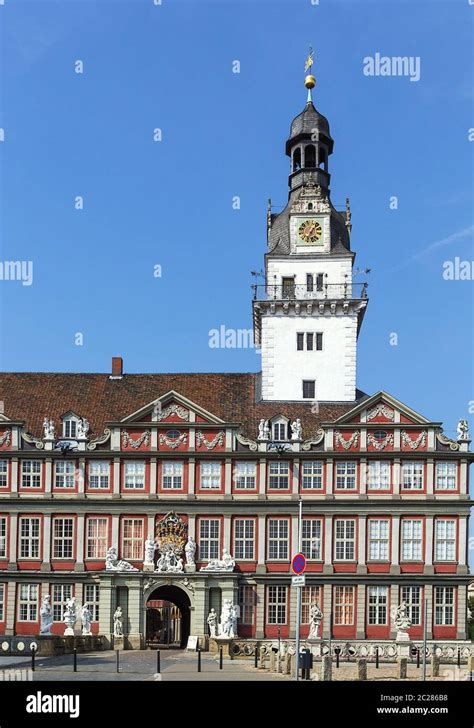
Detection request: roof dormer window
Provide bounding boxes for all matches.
[62,413,80,439]
[271,416,289,442]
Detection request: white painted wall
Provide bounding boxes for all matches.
[267,256,352,288]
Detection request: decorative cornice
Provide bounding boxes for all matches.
[301,427,325,451]
[87,428,111,451]
[21,431,44,450]
[235,433,258,452]
[436,432,460,452]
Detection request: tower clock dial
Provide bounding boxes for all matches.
[298,219,322,243]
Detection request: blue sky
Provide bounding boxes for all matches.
[0,0,473,553]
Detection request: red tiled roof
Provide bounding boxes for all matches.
[0,372,360,439]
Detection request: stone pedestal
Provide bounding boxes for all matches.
[358,658,367,681]
[143,563,154,573]
[209,637,232,658]
[308,639,322,657]
[399,658,408,679]
[185,564,196,574]
[36,635,58,656]
[321,654,332,681]
[113,636,124,651]
[396,639,411,659]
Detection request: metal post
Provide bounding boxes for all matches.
[254,645,258,668]
[31,646,36,672]
[416,647,420,669]
[328,611,333,664]
[422,598,428,681]
[73,648,77,673]
[116,649,120,673]
[156,649,161,674]
[294,499,303,681]
[219,646,223,670]
[335,650,340,669]
[375,646,379,669]
[197,648,201,672]
[457,648,461,669]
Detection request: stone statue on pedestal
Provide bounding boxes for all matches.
[113,607,123,637]
[105,546,138,572]
[200,548,235,572]
[308,603,323,639]
[457,419,470,441]
[392,601,412,641]
[77,418,90,439]
[144,536,156,566]
[42,417,55,440]
[40,595,53,635]
[207,608,218,637]
[218,599,238,639]
[81,604,92,636]
[185,537,196,566]
[63,597,77,636]
[291,419,303,441]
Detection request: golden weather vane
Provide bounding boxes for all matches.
[304,47,316,100]
[304,47,314,73]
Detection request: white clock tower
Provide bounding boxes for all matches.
[253,61,368,403]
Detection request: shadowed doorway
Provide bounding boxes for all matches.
[145,585,191,649]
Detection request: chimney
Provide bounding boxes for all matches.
[110,356,123,380]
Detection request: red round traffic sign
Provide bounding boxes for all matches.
[291,552,306,574]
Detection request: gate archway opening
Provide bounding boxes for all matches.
[145,585,191,649]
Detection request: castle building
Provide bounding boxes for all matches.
[0,66,471,653]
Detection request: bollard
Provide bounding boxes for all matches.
[254,647,258,669]
[457,648,461,669]
[375,646,379,670]
[31,646,36,673]
[219,646,223,670]
[73,648,77,673]
[467,655,473,681]
[269,650,276,672]
[416,648,420,669]
[197,648,202,673]
[431,653,440,678]
[156,649,161,674]
[259,646,266,670]
[399,657,408,679]
[321,654,332,682]
[284,652,292,675]
[335,648,340,669]
[358,658,367,681]
[116,650,120,674]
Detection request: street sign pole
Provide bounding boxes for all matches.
[295,499,303,681]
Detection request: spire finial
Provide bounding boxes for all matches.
[304,47,316,102]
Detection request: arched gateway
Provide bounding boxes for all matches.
[145,585,191,648]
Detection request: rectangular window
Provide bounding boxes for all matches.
[301,586,322,624]
[267,586,287,625]
[334,586,354,626]
[234,462,256,490]
[21,460,41,488]
[315,332,323,351]
[301,461,323,490]
[273,423,287,441]
[316,273,324,292]
[401,519,423,561]
[234,519,255,560]
[124,462,145,489]
[335,461,357,490]
[301,519,322,560]
[64,420,77,438]
[54,461,76,489]
[368,519,390,561]
[306,274,314,292]
[268,461,290,489]
[199,519,220,561]
[238,585,256,626]
[86,517,108,559]
[268,519,289,560]
[306,332,314,351]
[89,461,110,489]
[368,586,388,625]
[53,518,74,559]
[402,462,424,490]
[401,586,421,626]
[19,517,40,559]
[162,461,183,489]
[122,518,144,560]
[434,587,455,626]
[302,380,315,399]
[0,461,8,488]
[0,517,6,559]
[200,462,221,489]
[435,462,457,490]
[367,461,390,490]
[18,584,39,621]
[85,584,100,622]
[0,583,4,621]
[296,333,304,351]
[435,520,456,561]
[334,519,356,561]
[52,584,73,622]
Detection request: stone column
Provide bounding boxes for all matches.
[458,517,467,569]
[389,583,399,639]
[98,578,114,649]
[7,513,17,569]
[356,584,366,639]
[322,585,332,639]
[45,459,52,494]
[188,458,195,495]
[456,584,467,640]
[146,514,155,540]
[113,458,120,496]
[111,515,120,552]
[426,460,434,496]
[127,581,143,649]
[77,458,85,494]
[357,515,367,573]
[258,459,266,496]
[325,459,333,495]
[425,516,434,572]
[191,580,208,640]
[291,515,299,556]
[41,514,51,571]
[393,459,401,495]
[292,459,299,495]
[255,582,265,639]
[10,459,18,493]
[223,515,231,553]
[187,514,196,540]
[5,581,16,635]
[424,584,433,640]
[460,460,467,495]
[359,458,367,495]
[323,515,333,573]
[391,515,400,573]
[149,458,157,496]
[257,515,266,573]
[224,459,232,496]
[75,514,85,571]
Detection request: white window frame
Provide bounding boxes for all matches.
[52,584,73,622]
[301,518,322,560]
[272,420,288,441]
[63,416,78,439]
[0,517,6,559]
[268,461,290,490]
[266,585,287,625]
[368,519,390,561]
[402,461,424,490]
[435,462,457,490]
[434,587,455,626]
[88,461,110,489]
[85,584,100,622]
[54,460,76,489]
[301,461,323,490]
[367,461,390,490]
[124,461,146,490]
[121,518,144,560]
[19,517,40,559]
[162,461,184,490]
[267,518,289,560]
[334,586,355,626]
[335,461,357,490]
[18,584,39,621]
[200,462,221,490]
[86,517,108,559]
[434,519,456,562]
[233,519,255,560]
[368,586,388,625]
[0,460,8,488]
[199,519,220,561]
[234,462,257,490]
[52,517,74,559]
[21,460,41,488]
[401,519,423,561]
[401,586,422,626]
[334,518,356,561]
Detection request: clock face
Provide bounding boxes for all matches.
[298,218,322,243]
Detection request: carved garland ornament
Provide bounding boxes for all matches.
[0,430,11,448]
[367,404,395,422]
[159,432,187,449]
[235,433,258,452]
[196,430,224,450]
[367,432,394,450]
[122,430,150,449]
[156,404,189,421]
[334,430,360,450]
[87,428,111,451]
[401,430,426,450]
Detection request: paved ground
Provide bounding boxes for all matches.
[0,651,469,681]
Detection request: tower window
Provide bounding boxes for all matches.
[302,380,315,399]
[306,274,314,292]
[319,148,327,170]
[316,274,324,292]
[316,333,323,351]
[292,148,301,172]
[297,333,304,351]
[306,333,314,351]
[305,145,316,168]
